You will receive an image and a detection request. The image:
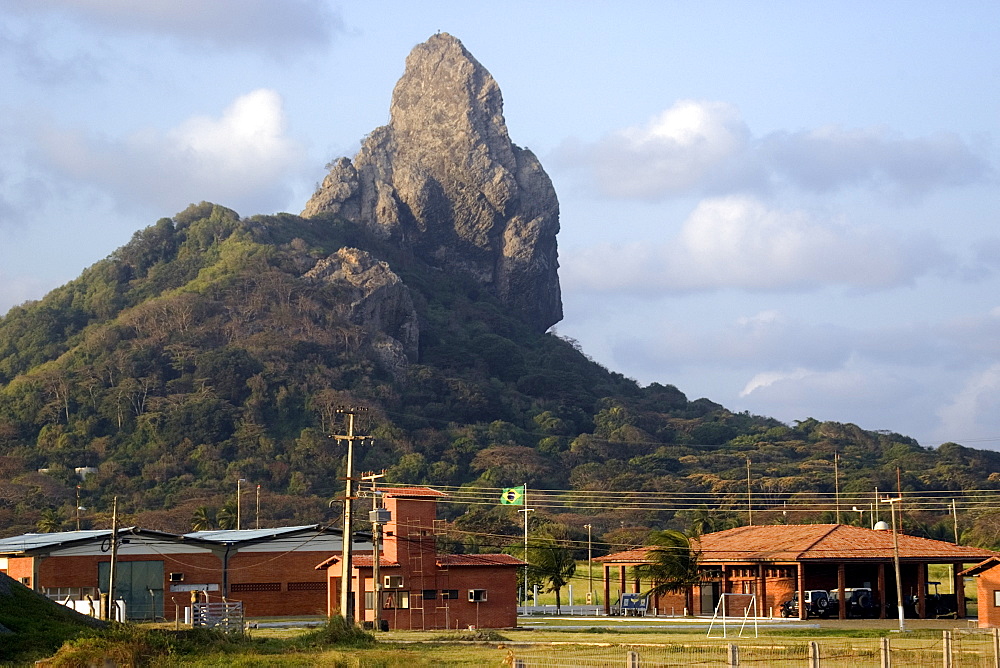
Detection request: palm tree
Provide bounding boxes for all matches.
[528,535,577,613]
[190,506,217,531]
[216,501,238,530]
[633,530,701,614]
[37,508,63,533]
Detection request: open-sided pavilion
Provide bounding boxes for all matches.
[597,524,998,620]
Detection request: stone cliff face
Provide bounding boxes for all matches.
[302,33,562,332]
[305,247,419,373]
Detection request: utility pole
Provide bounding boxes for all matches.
[746,458,753,526]
[237,478,247,530]
[334,407,369,624]
[108,496,119,621]
[363,471,387,630]
[952,498,959,545]
[834,451,841,524]
[584,523,593,606]
[882,494,906,632]
[76,485,81,531]
[518,492,534,607]
[256,484,261,530]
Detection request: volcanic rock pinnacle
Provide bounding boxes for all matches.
[302,33,562,332]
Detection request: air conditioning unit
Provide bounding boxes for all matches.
[384,575,404,589]
[468,589,487,602]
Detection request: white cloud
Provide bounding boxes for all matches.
[740,368,814,398]
[2,0,341,56]
[936,364,1000,443]
[34,89,307,216]
[562,195,942,294]
[557,100,758,198]
[555,100,989,200]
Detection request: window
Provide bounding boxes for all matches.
[383,590,410,609]
[468,589,487,602]
[44,586,99,600]
[441,589,459,600]
[423,589,437,600]
[993,590,1000,607]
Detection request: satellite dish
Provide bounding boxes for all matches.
[873,520,890,531]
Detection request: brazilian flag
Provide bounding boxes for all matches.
[500,485,525,505]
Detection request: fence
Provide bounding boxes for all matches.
[508,629,1000,667]
[191,600,244,633]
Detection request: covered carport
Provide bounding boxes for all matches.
[597,524,997,620]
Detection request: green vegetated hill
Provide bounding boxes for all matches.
[3,202,1000,549]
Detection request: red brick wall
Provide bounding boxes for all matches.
[5,556,33,586]
[352,564,521,630]
[975,572,1000,628]
[228,550,332,617]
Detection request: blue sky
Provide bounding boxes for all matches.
[1,1,998,448]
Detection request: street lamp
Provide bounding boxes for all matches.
[584,524,593,606]
[237,479,247,530]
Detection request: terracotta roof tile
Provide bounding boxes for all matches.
[379,487,448,498]
[597,525,997,565]
[437,553,525,567]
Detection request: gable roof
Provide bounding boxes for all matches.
[597,524,998,565]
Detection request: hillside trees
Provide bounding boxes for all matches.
[0,202,997,541]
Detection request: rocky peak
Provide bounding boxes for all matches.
[305,247,419,371]
[303,33,562,332]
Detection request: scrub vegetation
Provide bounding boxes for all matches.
[2,203,1000,555]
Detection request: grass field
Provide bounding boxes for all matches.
[17,615,997,667]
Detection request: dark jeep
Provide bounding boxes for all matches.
[780,590,830,618]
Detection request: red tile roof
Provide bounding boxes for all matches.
[351,555,400,568]
[379,487,448,498]
[437,553,525,567]
[597,525,998,565]
[960,557,1000,577]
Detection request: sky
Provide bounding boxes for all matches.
[1,1,998,449]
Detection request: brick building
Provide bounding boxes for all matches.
[959,557,1000,628]
[317,487,524,630]
[597,524,997,620]
[0,525,369,620]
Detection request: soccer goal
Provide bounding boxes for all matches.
[707,593,758,638]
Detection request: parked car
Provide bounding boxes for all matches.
[780,590,830,618]
[828,587,877,618]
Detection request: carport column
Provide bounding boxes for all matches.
[878,563,887,619]
[619,565,627,603]
[952,563,967,618]
[603,564,611,615]
[757,564,767,618]
[918,562,927,618]
[838,562,847,620]
[798,563,807,621]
